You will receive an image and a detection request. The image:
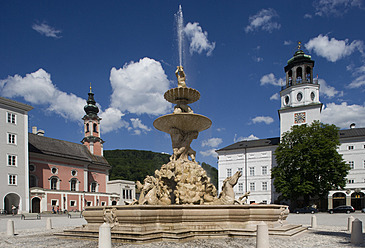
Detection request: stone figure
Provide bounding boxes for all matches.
[136,176,160,205]
[103,207,118,228]
[175,66,186,88]
[173,102,193,114]
[170,128,198,162]
[237,191,250,205]
[210,171,242,205]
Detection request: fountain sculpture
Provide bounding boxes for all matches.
[58,6,306,242]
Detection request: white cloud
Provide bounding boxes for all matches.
[305,35,364,62]
[245,8,281,33]
[128,118,151,135]
[32,23,62,38]
[321,102,365,128]
[313,0,363,17]
[318,78,344,98]
[0,69,84,121]
[251,116,274,125]
[260,73,283,86]
[184,22,216,56]
[304,13,313,19]
[99,107,128,133]
[270,93,280,100]
[201,138,223,148]
[284,40,293,45]
[348,65,365,88]
[234,134,259,143]
[200,149,218,158]
[253,56,264,62]
[0,68,128,133]
[109,57,172,115]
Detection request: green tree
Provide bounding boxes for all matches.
[272,121,349,206]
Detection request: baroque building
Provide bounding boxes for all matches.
[217,47,365,210]
[29,89,119,213]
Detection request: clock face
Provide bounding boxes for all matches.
[294,112,306,124]
[297,92,303,102]
[311,92,315,101]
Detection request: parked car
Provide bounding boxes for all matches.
[293,206,318,214]
[328,205,355,214]
[361,208,365,213]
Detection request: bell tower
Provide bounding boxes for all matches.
[81,85,104,156]
[278,42,323,137]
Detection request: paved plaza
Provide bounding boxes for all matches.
[1,213,365,247]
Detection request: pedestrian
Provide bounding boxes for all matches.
[52,206,55,214]
[57,205,59,214]
[11,205,16,215]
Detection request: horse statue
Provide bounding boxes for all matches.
[210,170,242,205]
[130,176,160,205]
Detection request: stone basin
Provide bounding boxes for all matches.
[164,87,200,104]
[153,113,212,133]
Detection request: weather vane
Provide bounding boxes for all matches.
[297,41,302,50]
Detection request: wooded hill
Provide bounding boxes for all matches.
[104,149,218,188]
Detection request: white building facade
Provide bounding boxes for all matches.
[0,97,33,214]
[217,48,365,209]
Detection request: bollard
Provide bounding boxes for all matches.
[348,216,355,232]
[351,218,363,244]
[46,217,52,230]
[98,222,112,248]
[311,215,317,229]
[7,220,15,236]
[256,221,269,248]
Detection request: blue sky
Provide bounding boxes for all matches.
[1,1,365,168]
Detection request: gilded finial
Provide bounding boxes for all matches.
[297,41,302,50]
[89,83,92,93]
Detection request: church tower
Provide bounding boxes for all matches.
[81,86,104,156]
[278,42,323,137]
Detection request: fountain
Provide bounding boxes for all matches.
[58,6,306,243]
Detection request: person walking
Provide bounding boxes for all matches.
[11,205,16,215]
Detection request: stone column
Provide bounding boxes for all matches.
[351,219,363,244]
[346,195,351,206]
[311,215,317,229]
[46,217,52,230]
[348,216,355,232]
[256,221,269,248]
[327,196,333,210]
[7,220,14,236]
[98,223,112,248]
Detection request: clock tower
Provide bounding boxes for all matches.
[278,43,322,138]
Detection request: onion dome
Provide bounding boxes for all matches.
[84,85,99,116]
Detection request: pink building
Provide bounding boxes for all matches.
[29,89,119,213]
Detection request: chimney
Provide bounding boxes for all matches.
[350,123,356,129]
[32,126,37,134]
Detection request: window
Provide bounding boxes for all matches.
[227,168,232,177]
[349,161,354,169]
[101,202,106,206]
[86,123,89,132]
[7,155,17,166]
[250,182,255,191]
[249,167,255,176]
[262,166,267,175]
[29,175,37,187]
[7,133,16,144]
[51,200,58,206]
[70,200,76,207]
[364,160,365,169]
[50,177,58,190]
[86,201,92,206]
[51,167,58,174]
[348,179,355,184]
[8,174,17,185]
[7,112,16,124]
[348,145,354,150]
[71,170,77,176]
[262,182,268,191]
[29,164,35,172]
[93,123,97,132]
[262,200,267,204]
[238,183,243,192]
[238,167,243,173]
[70,179,77,191]
[91,182,97,192]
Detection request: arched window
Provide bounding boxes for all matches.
[29,175,37,188]
[288,70,293,86]
[86,123,89,132]
[91,182,98,192]
[50,177,59,190]
[296,67,302,83]
[70,178,78,191]
[93,123,98,133]
[305,66,311,82]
